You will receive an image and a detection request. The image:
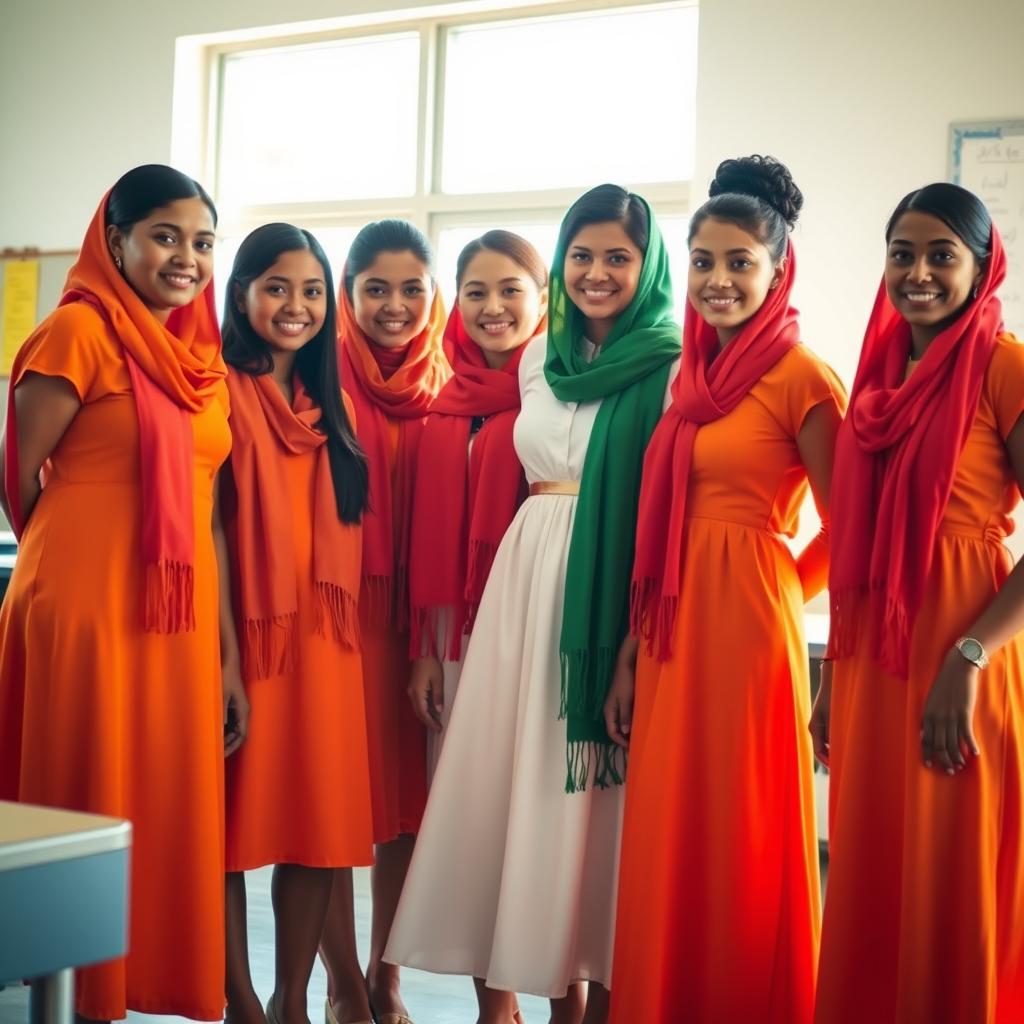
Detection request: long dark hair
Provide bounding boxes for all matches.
[106,164,217,231]
[222,223,368,523]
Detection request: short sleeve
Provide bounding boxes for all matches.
[984,333,1024,440]
[765,344,849,438]
[13,303,125,404]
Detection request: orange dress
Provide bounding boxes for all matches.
[363,416,426,843]
[223,406,374,870]
[0,303,230,1021]
[816,334,1024,1024]
[610,345,845,1024]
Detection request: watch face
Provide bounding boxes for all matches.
[960,639,984,662]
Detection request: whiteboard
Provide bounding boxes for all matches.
[950,119,1024,339]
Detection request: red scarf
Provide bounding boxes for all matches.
[336,277,449,625]
[408,307,544,659]
[3,193,226,633]
[226,368,362,680]
[631,244,801,659]
[829,229,1007,679]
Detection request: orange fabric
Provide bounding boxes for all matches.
[225,369,360,680]
[0,301,230,1020]
[4,192,227,633]
[223,396,374,869]
[816,334,1024,1024]
[610,345,846,1024]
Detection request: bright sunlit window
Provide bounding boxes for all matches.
[208,1,698,307]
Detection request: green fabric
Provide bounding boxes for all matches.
[544,196,681,793]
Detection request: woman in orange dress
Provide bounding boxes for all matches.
[0,164,238,1021]
[813,184,1024,1024]
[319,220,448,1024]
[218,224,374,1024]
[606,156,845,1024]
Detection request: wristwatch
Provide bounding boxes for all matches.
[953,636,989,669]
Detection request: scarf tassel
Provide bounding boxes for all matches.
[144,560,195,634]
[565,740,627,794]
[360,575,393,628]
[466,539,500,611]
[241,613,298,681]
[409,603,466,662]
[316,583,360,651]
[559,646,618,721]
[629,578,678,662]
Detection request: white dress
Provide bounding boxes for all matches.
[387,339,670,996]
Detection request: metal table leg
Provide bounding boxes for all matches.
[29,968,74,1024]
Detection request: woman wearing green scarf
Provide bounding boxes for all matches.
[385,185,680,1024]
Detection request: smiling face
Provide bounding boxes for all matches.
[238,248,327,356]
[884,210,982,343]
[687,217,782,345]
[106,196,215,323]
[457,249,547,368]
[351,249,434,348]
[562,221,643,343]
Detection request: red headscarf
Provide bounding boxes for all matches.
[4,191,226,632]
[225,369,362,679]
[631,244,801,659]
[828,228,1007,678]
[337,275,449,624]
[408,306,544,659]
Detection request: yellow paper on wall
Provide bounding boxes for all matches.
[2,260,40,376]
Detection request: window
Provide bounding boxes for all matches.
[207,1,698,306]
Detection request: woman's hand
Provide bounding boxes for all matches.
[808,659,833,767]
[604,636,639,749]
[920,650,980,774]
[408,655,444,733]
[222,660,250,757]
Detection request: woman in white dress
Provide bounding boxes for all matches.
[405,232,548,786]
[385,185,681,1024]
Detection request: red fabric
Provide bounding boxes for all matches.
[408,307,544,659]
[631,244,801,659]
[828,229,1007,678]
[3,193,225,633]
[336,276,449,624]
[370,341,411,380]
[225,368,362,680]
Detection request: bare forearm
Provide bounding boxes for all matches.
[796,528,829,602]
[212,520,241,672]
[964,557,1024,657]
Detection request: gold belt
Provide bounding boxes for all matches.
[529,480,580,496]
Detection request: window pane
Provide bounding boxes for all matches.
[441,6,698,194]
[437,209,691,322]
[218,34,420,206]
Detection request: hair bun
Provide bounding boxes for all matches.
[709,155,803,229]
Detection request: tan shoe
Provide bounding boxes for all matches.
[375,1017,415,1024]
[324,998,374,1024]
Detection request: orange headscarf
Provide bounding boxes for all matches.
[3,191,226,632]
[337,275,449,624]
[226,369,362,679]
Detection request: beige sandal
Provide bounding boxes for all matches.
[324,997,374,1024]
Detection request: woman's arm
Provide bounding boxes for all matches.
[1,373,81,527]
[921,414,1024,774]
[213,472,249,756]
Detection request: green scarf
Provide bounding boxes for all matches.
[544,196,681,793]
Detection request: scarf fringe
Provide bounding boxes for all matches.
[409,603,465,661]
[879,595,911,680]
[559,646,618,721]
[144,561,195,634]
[826,585,864,661]
[629,577,678,661]
[361,574,393,628]
[466,539,500,612]
[242,613,297,680]
[565,740,627,794]
[829,583,911,680]
[316,583,360,651]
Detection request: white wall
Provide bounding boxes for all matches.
[5,0,1023,379]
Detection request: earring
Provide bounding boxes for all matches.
[972,283,979,299]
[114,256,123,271]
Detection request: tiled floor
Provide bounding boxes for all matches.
[0,867,549,1024]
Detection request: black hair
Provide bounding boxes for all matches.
[105,163,217,231]
[885,182,992,268]
[557,184,650,255]
[688,155,802,263]
[343,219,434,298]
[222,223,369,524]
[456,230,548,290]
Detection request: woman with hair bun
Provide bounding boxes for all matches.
[814,184,1024,1024]
[607,155,846,1023]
